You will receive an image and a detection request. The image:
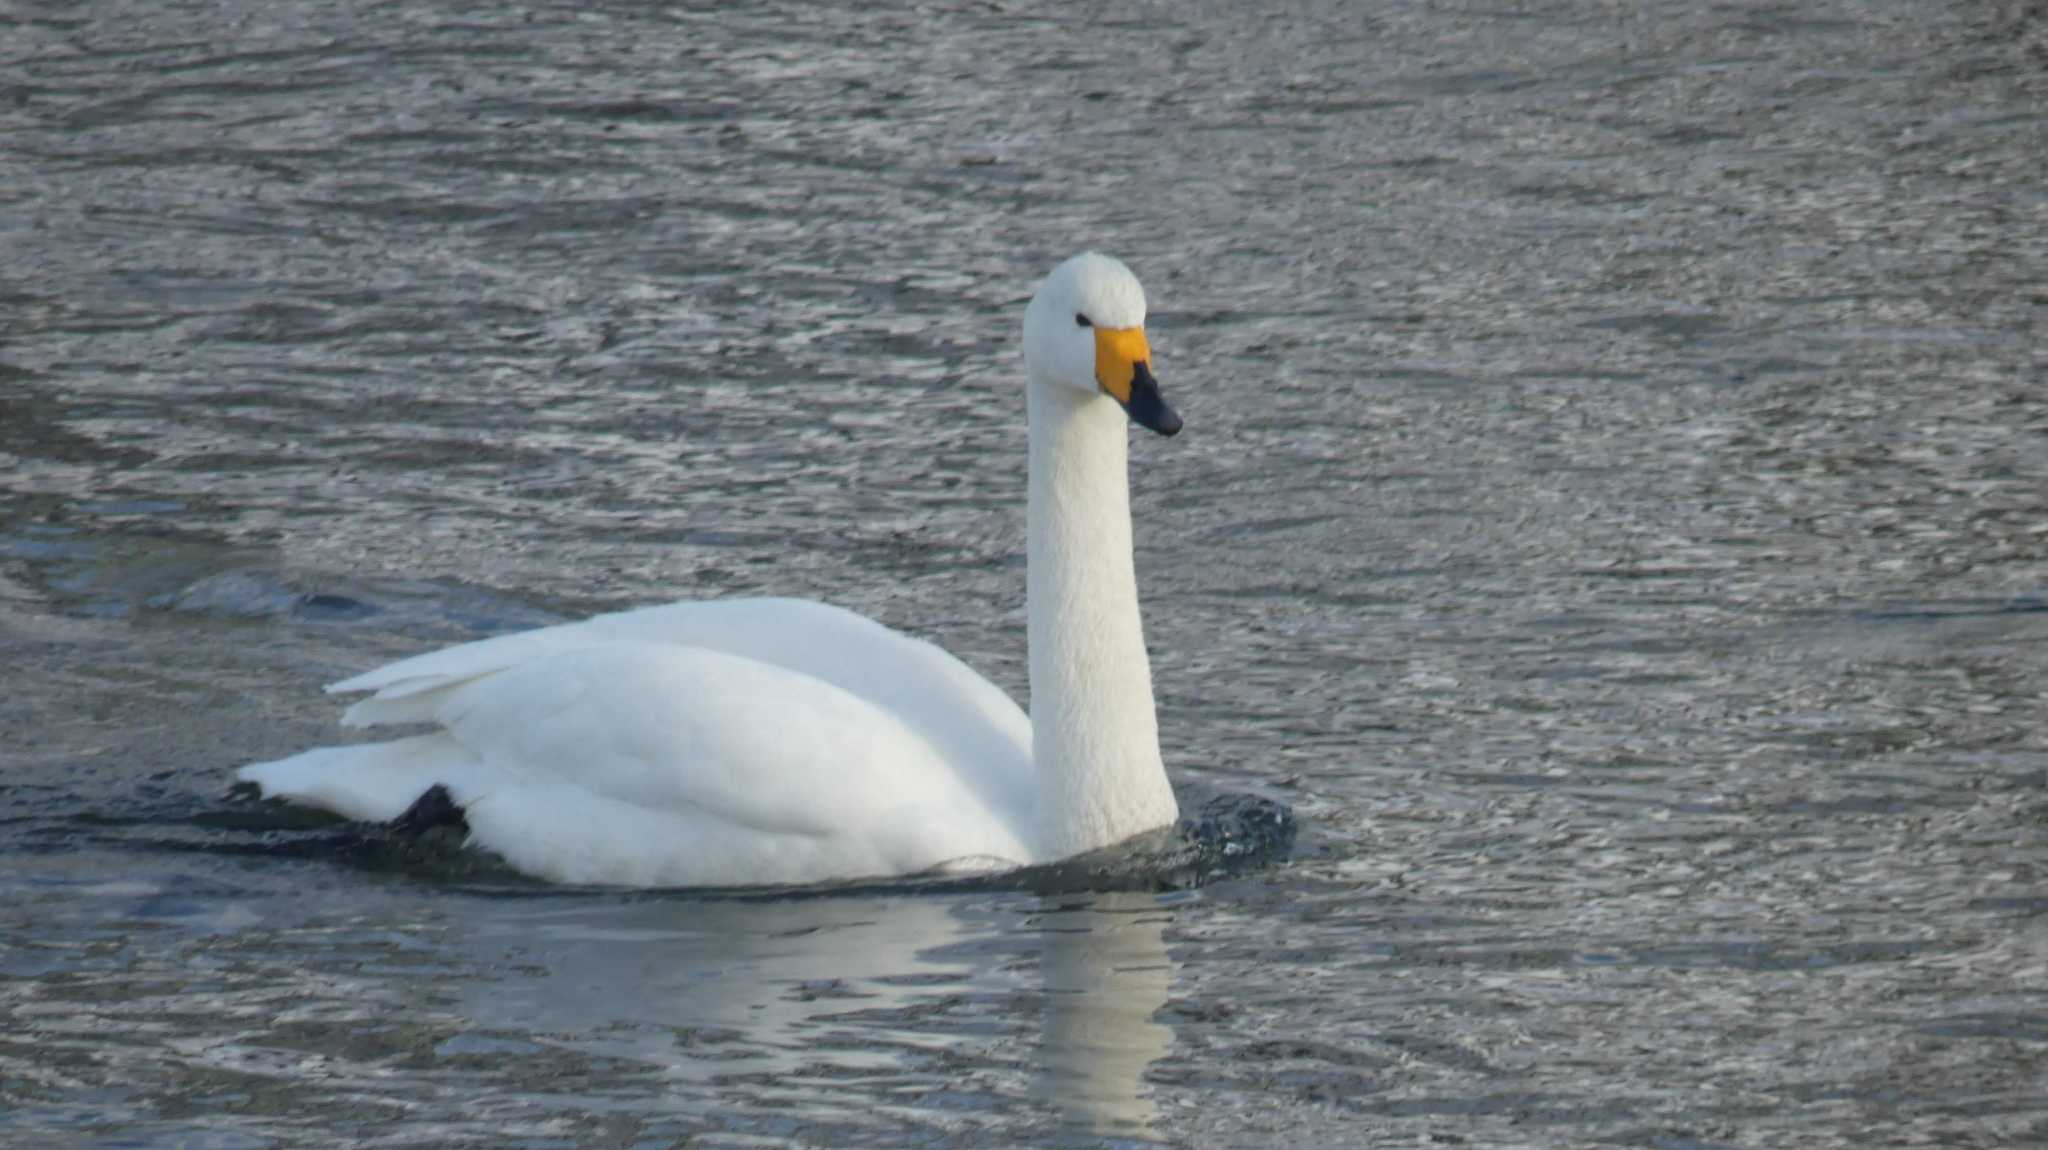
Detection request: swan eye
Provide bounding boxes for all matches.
[1074,313,1092,328]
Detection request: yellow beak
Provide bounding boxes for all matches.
[1094,326,1152,404]
[1092,325,1181,436]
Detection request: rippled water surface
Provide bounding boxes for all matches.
[4,0,2045,1146]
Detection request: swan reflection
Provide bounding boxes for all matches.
[451,889,1176,1137]
[1033,891,1176,1138]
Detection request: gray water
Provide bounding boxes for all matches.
[3,0,2045,1145]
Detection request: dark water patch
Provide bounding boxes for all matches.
[491,97,746,125]
[1851,599,2048,624]
[4,536,556,635]
[1914,1013,2048,1042]
[1628,938,1946,972]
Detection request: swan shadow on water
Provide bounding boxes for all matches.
[217,781,1297,897]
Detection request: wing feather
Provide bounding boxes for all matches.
[433,640,1028,853]
[336,597,1031,799]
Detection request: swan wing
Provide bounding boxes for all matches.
[334,598,1030,788]
[245,639,1035,885]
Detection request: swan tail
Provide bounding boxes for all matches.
[327,624,615,727]
[237,733,484,823]
[329,624,604,697]
[337,682,473,728]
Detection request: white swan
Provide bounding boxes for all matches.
[238,252,1184,887]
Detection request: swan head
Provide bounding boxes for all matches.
[1023,253,1181,436]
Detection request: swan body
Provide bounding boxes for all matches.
[239,253,1184,886]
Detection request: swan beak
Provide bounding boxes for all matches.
[1096,327,1183,437]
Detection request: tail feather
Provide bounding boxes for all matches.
[329,631,607,729]
[237,733,485,823]
[338,685,470,729]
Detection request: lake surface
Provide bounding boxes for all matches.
[3,0,2044,1146]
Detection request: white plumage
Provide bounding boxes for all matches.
[240,253,1184,886]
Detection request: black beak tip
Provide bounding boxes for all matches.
[1122,361,1183,437]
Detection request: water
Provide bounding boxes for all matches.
[3,0,2044,1145]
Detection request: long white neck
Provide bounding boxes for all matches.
[1026,376,1180,861]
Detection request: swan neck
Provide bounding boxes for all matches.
[1026,377,1179,861]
